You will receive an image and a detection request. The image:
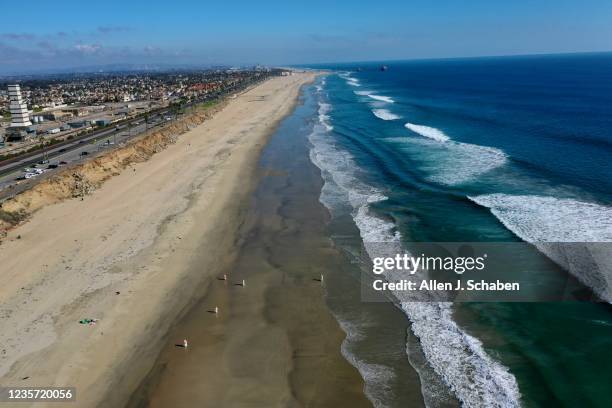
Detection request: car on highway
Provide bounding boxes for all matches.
[80,151,89,156]
[58,148,67,153]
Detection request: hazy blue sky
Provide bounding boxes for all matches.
[1,0,612,72]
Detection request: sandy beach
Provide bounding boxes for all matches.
[127,86,372,407]
[0,72,368,407]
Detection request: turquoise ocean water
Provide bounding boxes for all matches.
[301,54,612,407]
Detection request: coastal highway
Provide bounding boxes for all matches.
[0,114,170,201]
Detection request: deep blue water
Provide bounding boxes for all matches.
[301,54,612,407]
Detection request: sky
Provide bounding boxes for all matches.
[1,0,612,73]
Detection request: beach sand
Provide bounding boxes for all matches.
[0,72,368,407]
[127,89,371,408]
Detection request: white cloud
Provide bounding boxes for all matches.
[74,43,102,54]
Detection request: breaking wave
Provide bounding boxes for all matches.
[372,109,401,121]
[404,122,450,142]
[386,133,508,186]
[339,72,361,87]
[368,94,395,103]
[469,193,612,301]
[318,102,334,132]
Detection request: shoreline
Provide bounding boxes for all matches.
[0,73,317,407]
[127,81,371,407]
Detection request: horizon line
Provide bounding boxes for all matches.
[2,49,612,78]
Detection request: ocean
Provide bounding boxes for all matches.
[301,54,612,407]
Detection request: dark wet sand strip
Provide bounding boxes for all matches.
[127,88,370,407]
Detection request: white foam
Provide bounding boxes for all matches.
[339,72,361,87]
[318,102,334,132]
[470,194,612,243]
[309,135,380,211]
[469,193,612,301]
[368,94,395,103]
[387,132,508,185]
[336,318,396,408]
[315,77,326,94]
[372,109,400,121]
[308,92,521,407]
[404,122,450,142]
[430,142,507,185]
[319,101,331,114]
[355,90,374,96]
[354,201,400,244]
[400,302,521,408]
[341,350,395,408]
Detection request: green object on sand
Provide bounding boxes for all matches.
[79,318,96,324]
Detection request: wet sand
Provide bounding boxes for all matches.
[128,84,370,407]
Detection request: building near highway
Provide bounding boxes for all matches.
[68,120,91,128]
[8,85,32,128]
[6,85,32,142]
[95,118,112,127]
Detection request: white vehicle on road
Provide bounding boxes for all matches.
[23,168,44,175]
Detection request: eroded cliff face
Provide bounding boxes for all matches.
[0,103,225,236]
